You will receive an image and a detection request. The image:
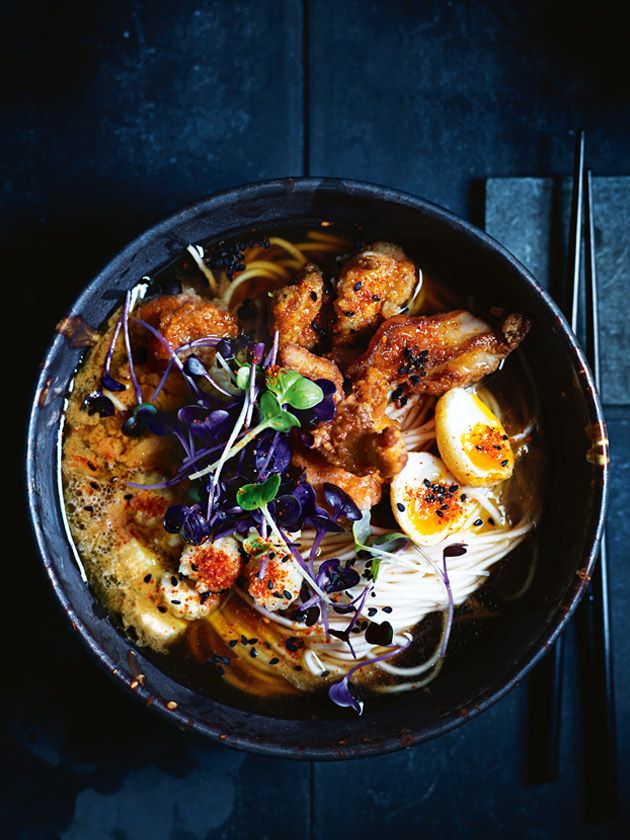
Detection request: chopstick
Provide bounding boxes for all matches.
[529,135,619,820]
[528,130,584,784]
[576,168,619,820]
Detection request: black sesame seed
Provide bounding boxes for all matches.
[191,563,198,572]
[474,519,483,527]
[399,395,409,407]
[391,386,404,401]
[143,574,152,583]
[170,576,178,587]
[501,459,509,467]
[344,310,355,317]
[409,375,419,386]
[488,517,495,525]
[84,505,94,512]
[228,640,238,648]
[353,281,363,290]
[440,504,449,510]
[396,502,406,512]
[449,484,459,492]
[241,635,248,644]
[382,606,393,614]
[460,493,467,501]
[250,648,258,658]
[423,479,431,487]
[283,590,292,599]
[371,294,381,302]
[426,494,435,502]
[273,591,283,598]
[171,599,181,605]
[436,510,444,518]
[267,580,274,590]
[269,657,280,665]
[158,606,167,613]
[502,434,509,440]
[248,638,258,645]
[293,665,303,671]
[123,493,133,501]
[368,607,377,617]
[310,291,318,301]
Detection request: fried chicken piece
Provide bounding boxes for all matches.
[292,444,382,510]
[311,369,408,479]
[333,242,417,347]
[137,291,238,361]
[278,342,344,403]
[271,263,327,349]
[348,310,530,396]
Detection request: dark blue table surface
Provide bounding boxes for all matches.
[4,1,629,837]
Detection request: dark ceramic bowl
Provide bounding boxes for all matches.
[27,178,607,759]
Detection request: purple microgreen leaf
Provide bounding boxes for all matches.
[328,676,364,715]
[81,391,115,418]
[270,494,303,531]
[183,355,208,377]
[328,643,409,715]
[317,559,361,593]
[364,620,394,646]
[443,543,468,557]
[101,371,126,392]
[323,483,362,522]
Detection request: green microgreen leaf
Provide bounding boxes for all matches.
[236,364,251,391]
[243,535,271,558]
[237,473,281,511]
[267,410,300,431]
[266,368,301,397]
[266,368,324,410]
[352,510,373,548]
[373,533,409,553]
[352,512,408,582]
[260,390,281,419]
[259,390,299,431]
[283,377,324,409]
[369,557,382,582]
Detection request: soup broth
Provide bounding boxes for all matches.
[61,224,543,716]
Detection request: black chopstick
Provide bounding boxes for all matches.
[529,130,585,784]
[575,168,619,820]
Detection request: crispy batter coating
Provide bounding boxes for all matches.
[278,342,344,402]
[348,310,530,396]
[311,369,408,479]
[137,292,238,360]
[291,444,382,510]
[333,242,417,347]
[271,263,326,349]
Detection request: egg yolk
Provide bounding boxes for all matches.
[463,422,512,472]
[403,479,464,536]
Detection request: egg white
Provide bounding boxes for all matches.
[391,452,480,547]
[435,388,514,487]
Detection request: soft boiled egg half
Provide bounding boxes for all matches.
[435,387,514,487]
[391,452,480,546]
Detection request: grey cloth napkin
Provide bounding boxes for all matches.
[485,177,629,405]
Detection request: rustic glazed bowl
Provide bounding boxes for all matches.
[26,178,607,759]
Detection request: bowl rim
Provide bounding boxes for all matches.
[26,176,608,759]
